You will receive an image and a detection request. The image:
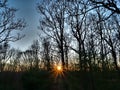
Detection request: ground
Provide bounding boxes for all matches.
[0,70,120,90]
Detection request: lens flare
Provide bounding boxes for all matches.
[50,64,64,80]
[57,65,62,71]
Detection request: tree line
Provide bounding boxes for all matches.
[0,0,120,72]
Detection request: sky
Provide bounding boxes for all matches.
[8,0,41,51]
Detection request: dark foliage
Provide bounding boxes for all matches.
[22,70,52,90]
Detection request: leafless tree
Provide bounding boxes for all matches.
[64,34,71,69]
[41,37,51,70]
[103,17,120,73]
[0,0,25,72]
[8,48,21,71]
[67,0,90,70]
[0,0,7,8]
[0,42,10,71]
[37,0,68,69]
[35,0,120,73]
[20,50,34,70]
[30,40,40,70]
[90,0,120,14]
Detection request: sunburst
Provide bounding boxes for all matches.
[51,64,64,81]
[57,65,62,71]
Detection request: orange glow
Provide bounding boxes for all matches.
[51,64,64,80]
[57,65,62,71]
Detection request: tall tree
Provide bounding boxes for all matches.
[67,0,89,70]
[37,0,67,69]
[42,37,51,70]
[0,0,25,72]
[103,16,120,73]
[30,40,40,70]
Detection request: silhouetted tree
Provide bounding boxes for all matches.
[103,16,120,73]
[90,0,120,14]
[37,0,68,69]
[0,0,25,72]
[8,48,21,71]
[42,37,51,70]
[30,40,40,70]
[20,50,34,70]
[0,42,10,71]
[67,0,89,70]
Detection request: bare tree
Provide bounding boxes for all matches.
[103,17,120,73]
[37,0,68,69]
[30,40,40,70]
[0,42,10,71]
[64,34,71,69]
[67,0,90,70]
[90,0,120,14]
[0,0,7,8]
[8,48,21,71]
[41,37,51,70]
[94,8,108,71]
[36,0,120,73]
[0,0,25,72]
[20,50,34,70]
[0,6,25,43]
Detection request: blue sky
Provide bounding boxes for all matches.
[8,0,41,51]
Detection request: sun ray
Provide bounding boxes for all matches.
[50,64,65,81]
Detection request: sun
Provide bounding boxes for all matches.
[57,65,62,71]
[51,64,64,79]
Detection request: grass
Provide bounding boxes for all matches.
[66,71,120,90]
[22,70,52,90]
[0,70,52,90]
[0,70,120,90]
[0,71,23,90]
[93,71,120,90]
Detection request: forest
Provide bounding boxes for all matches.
[0,0,120,90]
